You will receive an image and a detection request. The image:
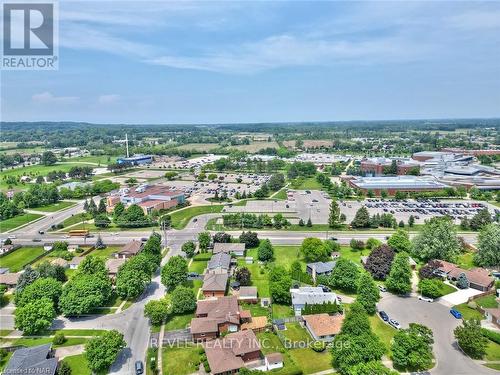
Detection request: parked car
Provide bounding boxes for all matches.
[135,361,144,375]
[38,230,45,234]
[378,285,387,292]
[418,295,434,303]
[389,319,401,329]
[450,309,462,319]
[32,238,42,242]
[379,311,389,322]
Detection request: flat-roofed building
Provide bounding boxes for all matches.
[348,176,448,195]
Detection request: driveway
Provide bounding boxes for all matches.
[377,294,497,375]
[439,288,483,306]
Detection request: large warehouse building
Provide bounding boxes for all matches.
[346,176,449,195]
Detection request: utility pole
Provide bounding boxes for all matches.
[125,133,129,158]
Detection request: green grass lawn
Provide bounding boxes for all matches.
[146,347,159,375]
[272,188,288,200]
[288,348,333,374]
[475,295,498,309]
[485,340,500,361]
[0,246,46,272]
[0,352,13,372]
[339,246,369,265]
[61,212,92,227]
[484,363,500,371]
[62,354,92,375]
[256,332,302,375]
[188,259,208,274]
[0,213,43,232]
[369,315,397,354]
[51,329,107,336]
[170,204,224,229]
[164,313,194,331]
[290,177,324,190]
[272,304,294,319]
[456,252,475,270]
[90,245,121,259]
[439,283,457,296]
[282,322,310,342]
[162,345,202,375]
[12,336,87,348]
[453,303,484,320]
[30,201,75,212]
[240,303,269,317]
[65,155,117,165]
[0,329,12,336]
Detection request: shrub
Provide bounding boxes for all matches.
[311,341,326,352]
[482,329,500,345]
[53,332,66,345]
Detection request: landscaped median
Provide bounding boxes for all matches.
[169,204,223,229]
[0,213,43,232]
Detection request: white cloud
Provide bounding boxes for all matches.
[32,92,79,104]
[98,94,120,104]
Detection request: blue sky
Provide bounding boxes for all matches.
[2,1,500,123]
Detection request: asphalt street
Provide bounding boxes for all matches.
[377,294,498,375]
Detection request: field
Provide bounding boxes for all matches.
[0,213,43,232]
[30,201,76,212]
[176,143,219,152]
[162,345,202,375]
[230,141,280,153]
[65,155,117,165]
[0,246,46,272]
[290,177,324,190]
[61,212,92,227]
[170,204,224,229]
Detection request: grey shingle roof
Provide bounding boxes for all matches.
[208,252,231,270]
[4,344,57,375]
[307,261,336,274]
[291,287,337,306]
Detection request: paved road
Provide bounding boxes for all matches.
[377,294,497,375]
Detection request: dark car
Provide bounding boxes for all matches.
[38,230,45,234]
[379,311,389,322]
[135,361,144,375]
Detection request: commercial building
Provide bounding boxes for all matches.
[117,154,153,165]
[360,157,420,176]
[108,184,185,215]
[347,175,449,195]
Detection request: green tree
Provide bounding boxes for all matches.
[328,199,341,228]
[171,286,197,314]
[300,237,329,262]
[14,298,56,335]
[474,224,500,267]
[454,319,488,359]
[144,297,171,325]
[59,273,112,316]
[357,273,380,315]
[198,231,211,252]
[181,241,196,258]
[258,239,274,262]
[85,330,126,372]
[77,255,107,275]
[94,213,111,228]
[161,256,188,290]
[408,215,415,227]
[351,207,370,228]
[387,229,411,253]
[56,361,72,375]
[418,278,445,299]
[41,151,57,165]
[15,277,62,308]
[412,217,462,262]
[239,231,259,249]
[392,323,434,371]
[470,208,492,231]
[115,258,151,300]
[329,258,360,293]
[235,267,252,286]
[347,361,398,375]
[386,252,412,295]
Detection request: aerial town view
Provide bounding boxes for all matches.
[1,1,499,375]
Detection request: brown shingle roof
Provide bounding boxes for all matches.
[0,273,21,285]
[190,318,219,334]
[239,286,258,298]
[105,258,126,274]
[196,296,239,320]
[118,240,143,256]
[202,273,228,292]
[303,313,344,337]
[213,243,245,254]
[266,352,283,364]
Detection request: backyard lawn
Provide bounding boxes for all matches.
[162,345,202,375]
[170,204,223,229]
[339,245,369,265]
[282,322,310,343]
[272,304,294,319]
[240,302,269,317]
[257,332,301,375]
[62,354,92,375]
[288,348,333,374]
[188,258,208,274]
[30,201,75,212]
[475,295,498,309]
[91,245,122,259]
[456,252,475,270]
[0,246,46,272]
[0,213,43,232]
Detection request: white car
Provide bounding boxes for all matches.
[378,285,387,292]
[418,295,434,303]
[7,235,16,239]
[389,319,401,329]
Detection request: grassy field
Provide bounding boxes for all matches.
[30,201,75,213]
[339,245,369,265]
[0,246,46,272]
[290,177,324,190]
[12,336,88,348]
[61,212,92,227]
[0,213,43,232]
[288,348,333,374]
[188,258,208,274]
[170,204,223,229]
[453,302,484,320]
[64,155,117,165]
[282,322,310,342]
[272,304,294,318]
[162,345,202,375]
[91,245,122,259]
[230,141,280,153]
[240,302,269,317]
[256,332,308,374]
[272,188,288,200]
[176,143,219,152]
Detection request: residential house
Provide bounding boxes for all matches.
[0,272,21,288]
[190,296,250,341]
[290,287,338,316]
[306,261,336,278]
[116,240,143,259]
[435,260,494,291]
[238,286,258,303]
[303,313,345,342]
[207,252,231,274]
[3,344,57,375]
[484,308,500,329]
[105,258,127,277]
[68,256,85,270]
[202,273,229,298]
[203,329,283,375]
[213,243,246,257]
